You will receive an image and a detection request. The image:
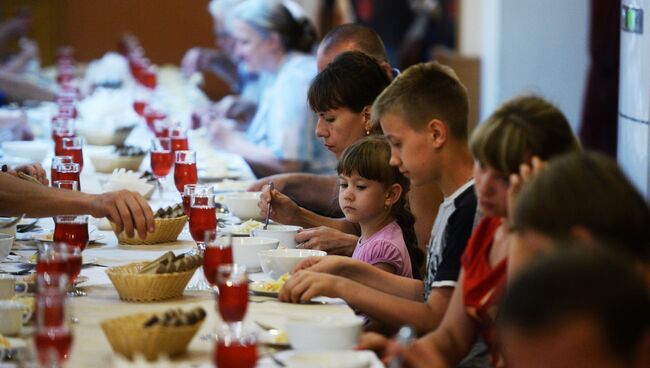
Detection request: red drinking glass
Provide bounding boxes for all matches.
[133,100,148,117]
[51,156,73,184]
[36,246,68,280]
[154,119,170,138]
[182,184,198,216]
[214,325,258,368]
[51,116,73,141]
[217,264,249,324]
[56,163,80,191]
[203,235,233,287]
[53,126,75,157]
[35,288,73,367]
[174,150,197,193]
[60,137,84,171]
[53,215,89,251]
[170,126,189,152]
[144,109,166,133]
[190,186,216,246]
[150,138,173,178]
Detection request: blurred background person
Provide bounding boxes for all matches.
[207,0,336,177]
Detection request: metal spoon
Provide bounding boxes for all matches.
[0,214,24,229]
[263,181,274,230]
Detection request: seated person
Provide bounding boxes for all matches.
[498,249,650,368]
[208,0,335,177]
[256,50,391,253]
[183,0,261,126]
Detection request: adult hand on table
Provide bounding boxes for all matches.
[295,226,358,256]
[257,184,300,225]
[278,270,346,303]
[88,190,155,239]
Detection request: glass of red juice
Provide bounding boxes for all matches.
[51,116,72,141]
[170,126,189,152]
[60,137,84,171]
[35,272,69,327]
[203,234,233,289]
[53,126,75,157]
[154,119,170,138]
[190,186,216,247]
[150,138,173,196]
[35,288,73,367]
[56,163,80,191]
[214,324,257,368]
[217,264,249,324]
[51,156,73,184]
[174,150,197,193]
[182,184,198,217]
[53,215,89,252]
[36,245,69,281]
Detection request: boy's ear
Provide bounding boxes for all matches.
[426,119,448,148]
[385,183,403,207]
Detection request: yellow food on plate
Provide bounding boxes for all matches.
[12,296,35,315]
[0,334,9,348]
[260,273,290,292]
[233,219,264,234]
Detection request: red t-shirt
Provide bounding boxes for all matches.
[461,216,507,367]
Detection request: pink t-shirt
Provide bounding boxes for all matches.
[352,221,413,277]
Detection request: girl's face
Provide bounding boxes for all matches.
[231,19,277,73]
[315,107,368,159]
[338,172,391,225]
[473,162,509,217]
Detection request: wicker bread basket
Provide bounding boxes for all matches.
[101,312,203,360]
[106,262,197,302]
[111,216,188,245]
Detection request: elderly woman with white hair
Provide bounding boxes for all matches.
[208,0,336,177]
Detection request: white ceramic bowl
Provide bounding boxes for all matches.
[77,125,134,146]
[286,316,364,351]
[251,225,302,249]
[1,140,49,164]
[0,234,13,262]
[223,192,263,221]
[89,154,145,173]
[258,249,326,280]
[232,237,279,272]
[0,219,17,247]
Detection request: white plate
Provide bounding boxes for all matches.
[265,350,382,368]
[249,281,279,298]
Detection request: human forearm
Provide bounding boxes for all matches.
[295,207,357,234]
[338,281,445,333]
[221,134,304,177]
[339,260,423,300]
[0,174,92,217]
[0,71,55,102]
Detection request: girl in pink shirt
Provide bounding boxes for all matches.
[337,136,421,278]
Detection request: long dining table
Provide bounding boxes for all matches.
[1,67,358,367]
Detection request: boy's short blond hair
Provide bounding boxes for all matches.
[372,61,469,141]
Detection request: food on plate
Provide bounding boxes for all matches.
[0,334,9,348]
[232,219,264,234]
[138,251,202,274]
[259,273,290,292]
[143,307,206,328]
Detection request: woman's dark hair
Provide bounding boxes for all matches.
[337,135,423,278]
[308,51,391,114]
[498,249,650,361]
[232,0,316,53]
[513,151,650,261]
